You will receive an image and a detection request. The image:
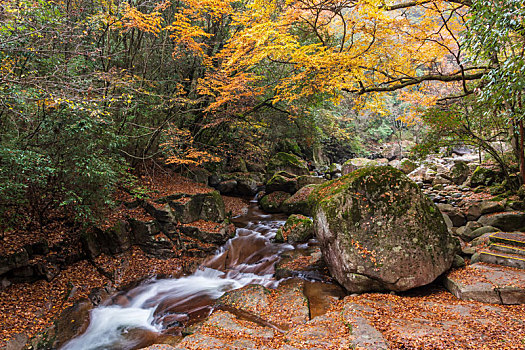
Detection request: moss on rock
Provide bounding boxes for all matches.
[312,166,456,293]
[259,191,291,213]
[266,152,309,179]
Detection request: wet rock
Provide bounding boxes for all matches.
[217,284,270,317]
[180,222,235,245]
[266,152,309,179]
[219,173,262,196]
[478,212,525,231]
[281,185,317,216]
[311,167,457,293]
[53,299,92,348]
[275,215,314,244]
[259,191,291,213]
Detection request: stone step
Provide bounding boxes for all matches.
[489,243,525,257]
[489,232,525,248]
[445,263,525,304]
[476,250,525,270]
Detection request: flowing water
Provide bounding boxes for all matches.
[61,199,294,350]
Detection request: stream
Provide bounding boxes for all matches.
[61,198,300,350]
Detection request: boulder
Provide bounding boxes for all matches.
[342,158,380,175]
[470,166,497,187]
[311,166,457,293]
[81,221,131,257]
[479,201,504,215]
[478,212,525,231]
[265,171,298,194]
[144,191,225,224]
[218,172,262,196]
[436,204,466,227]
[266,152,309,179]
[0,249,29,276]
[281,185,317,216]
[259,191,291,213]
[180,222,235,245]
[275,215,314,243]
[399,159,417,174]
[449,161,470,185]
[296,175,325,189]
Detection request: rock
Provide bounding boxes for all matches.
[216,179,237,194]
[456,226,473,241]
[81,221,131,257]
[470,166,497,187]
[129,219,161,244]
[478,212,525,231]
[327,163,342,175]
[53,299,92,348]
[451,254,466,268]
[465,221,483,231]
[180,222,235,245]
[145,191,225,224]
[0,249,29,276]
[217,284,270,318]
[449,161,470,185]
[219,173,262,196]
[442,213,453,229]
[6,334,29,350]
[265,171,298,194]
[311,166,457,293]
[399,159,417,174]
[342,158,380,175]
[276,215,314,243]
[433,175,452,186]
[436,204,466,227]
[445,263,525,304]
[342,302,389,350]
[266,152,309,179]
[296,175,325,189]
[479,201,504,215]
[259,191,291,213]
[281,185,317,216]
[466,203,482,221]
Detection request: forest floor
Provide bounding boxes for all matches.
[0,172,249,348]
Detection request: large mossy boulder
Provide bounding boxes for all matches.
[266,152,309,179]
[310,166,457,293]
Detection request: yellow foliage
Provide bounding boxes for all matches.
[200,0,467,113]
